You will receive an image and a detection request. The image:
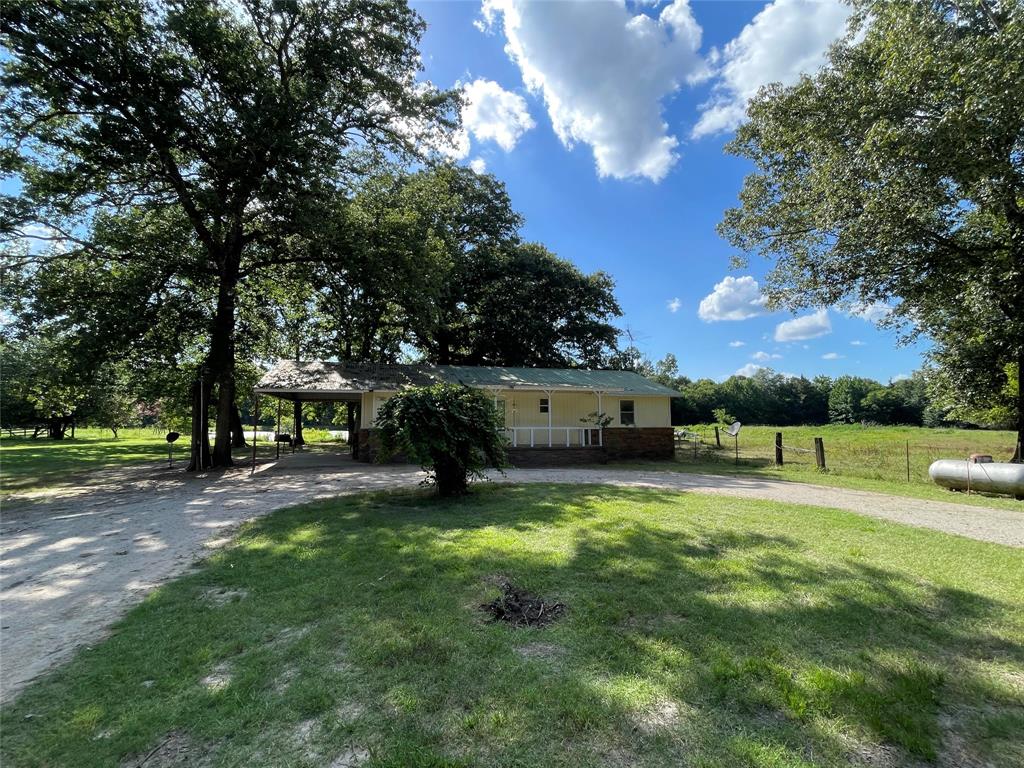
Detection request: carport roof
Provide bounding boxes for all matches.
[254,360,679,399]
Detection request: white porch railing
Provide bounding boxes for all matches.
[503,427,603,448]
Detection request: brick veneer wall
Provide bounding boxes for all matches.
[602,427,674,460]
[507,447,606,468]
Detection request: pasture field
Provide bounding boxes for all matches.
[655,424,1023,510]
[2,485,1021,767]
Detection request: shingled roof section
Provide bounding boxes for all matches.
[255,361,679,397]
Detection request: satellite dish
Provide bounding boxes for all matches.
[166,431,180,443]
[725,421,741,437]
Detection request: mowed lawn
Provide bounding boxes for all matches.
[0,428,173,495]
[3,485,1022,767]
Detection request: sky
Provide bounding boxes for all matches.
[411,0,929,383]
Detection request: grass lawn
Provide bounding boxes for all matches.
[3,485,1022,767]
[0,427,343,496]
[640,424,1024,511]
[0,428,173,495]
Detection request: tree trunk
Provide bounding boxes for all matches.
[208,255,241,468]
[231,402,247,448]
[292,399,305,446]
[187,376,213,471]
[48,416,66,439]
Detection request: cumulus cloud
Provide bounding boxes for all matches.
[469,157,487,174]
[774,309,831,341]
[728,340,746,348]
[821,352,844,360]
[667,297,682,313]
[891,373,911,382]
[735,363,764,377]
[480,0,707,181]
[850,340,866,346]
[692,0,851,138]
[849,301,892,323]
[752,351,782,362]
[462,78,535,151]
[698,275,766,322]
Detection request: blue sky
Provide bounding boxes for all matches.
[411,0,929,383]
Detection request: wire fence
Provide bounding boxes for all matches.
[673,426,1021,486]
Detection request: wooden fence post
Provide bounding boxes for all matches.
[814,437,826,471]
[775,432,784,466]
[714,426,721,448]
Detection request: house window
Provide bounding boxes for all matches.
[539,397,549,414]
[620,400,635,426]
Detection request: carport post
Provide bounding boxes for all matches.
[250,393,259,475]
[276,399,282,460]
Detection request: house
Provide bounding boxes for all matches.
[254,360,678,465]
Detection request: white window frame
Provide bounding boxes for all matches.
[539,397,550,414]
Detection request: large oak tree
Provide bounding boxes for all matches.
[1,0,458,468]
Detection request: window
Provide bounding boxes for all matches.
[619,400,635,426]
[539,397,549,414]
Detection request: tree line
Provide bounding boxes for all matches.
[638,353,1015,430]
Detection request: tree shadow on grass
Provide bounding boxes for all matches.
[3,484,1022,768]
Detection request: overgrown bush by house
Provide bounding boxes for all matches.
[375,383,507,496]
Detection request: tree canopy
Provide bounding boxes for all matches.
[719,0,1024,456]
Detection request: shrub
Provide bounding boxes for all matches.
[375,383,507,496]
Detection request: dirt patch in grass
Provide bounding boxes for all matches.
[514,642,565,661]
[328,746,370,767]
[633,699,682,735]
[120,730,216,768]
[199,587,248,607]
[481,583,566,628]
[200,662,231,692]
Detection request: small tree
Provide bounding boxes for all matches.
[375,384,506,497]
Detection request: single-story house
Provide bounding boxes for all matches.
[254,360,678,465]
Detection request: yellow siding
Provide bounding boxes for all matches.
[361,388,670,432]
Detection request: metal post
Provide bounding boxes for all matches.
[291,399,296,454]
[775,432,783,466]
[734,434,739,465]
[276,398,282,460]
[251,393,259,475]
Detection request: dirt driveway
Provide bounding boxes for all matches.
[2,452,1022,703]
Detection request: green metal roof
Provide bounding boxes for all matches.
[256,361,679,397]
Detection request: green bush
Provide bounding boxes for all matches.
[375,383,507,496]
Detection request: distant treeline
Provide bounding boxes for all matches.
[640,355,964,428]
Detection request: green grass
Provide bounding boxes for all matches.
[0,428,174,495]
[0,427,345,496]
[3,485,1022,767]
[639,424,1024,511]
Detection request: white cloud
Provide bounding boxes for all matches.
[667,297,682,313]
[728,340,746,348]
[480,0,707,181]
[849,301,892,323]
[469,157,488,174]
[692,0,851,138]
[462,79,535,152]
[891,373,911,382]
[697,275,766,322]
[774,309,831,341]
[735,363,765,377]
[821,352,844,360]
[752,351,782,362]
[850,340,866,346]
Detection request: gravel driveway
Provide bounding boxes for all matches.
[2,452,1022,703]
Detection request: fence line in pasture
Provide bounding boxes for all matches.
[672,427,1018,486]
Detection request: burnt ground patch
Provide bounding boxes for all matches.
[482,582,566,628]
